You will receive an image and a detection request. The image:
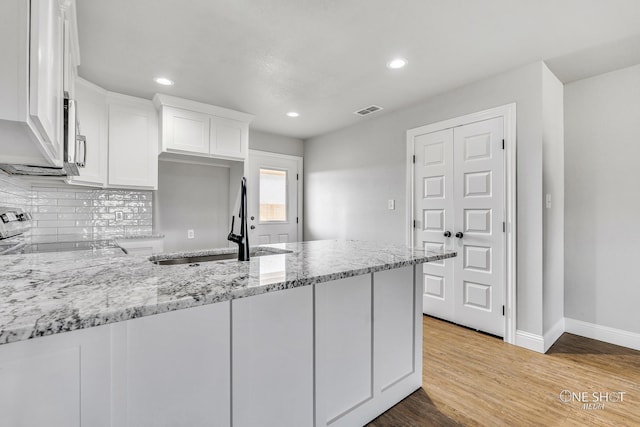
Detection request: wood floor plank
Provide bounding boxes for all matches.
[367,316,640,426]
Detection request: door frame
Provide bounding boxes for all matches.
[248,149,304,242]
[405,103,517,345]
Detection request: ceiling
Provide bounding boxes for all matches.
[76,0,640,140]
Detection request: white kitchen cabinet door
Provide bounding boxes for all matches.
[112,303,231,427]
[67,78,108,187]
[0,324,112,427]
[29,0,65,165]
[232,286,314,427]
[373,266,422,408]
[211,116,247,159]
[162,106,211,154]
[107,94,158,189]
[315,274,373,427]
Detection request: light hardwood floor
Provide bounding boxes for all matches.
[368,316,640,426]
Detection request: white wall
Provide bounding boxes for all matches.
[155,161,230,252]
[542,64,565,336]
[305,62,546,335]
[250,129,304,157]
[564,63,640,335]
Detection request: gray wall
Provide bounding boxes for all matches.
[305,61,546,335]
[250,129,304,157]
[156,161,230,252]
[542,64,565,336]
[564,63,640,334]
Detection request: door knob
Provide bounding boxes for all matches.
[443,231,451,237]
[455,232,464,238]
[250,225,255,230]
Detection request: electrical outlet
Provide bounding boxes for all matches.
[187,229,195,239]
[388,199,395,210]
[115,211,123,221]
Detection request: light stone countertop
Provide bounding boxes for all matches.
[0,240,456,346]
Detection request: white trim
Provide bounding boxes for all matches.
[248,150,304,241]
[565,318,640,352]
[153,93,255,123]
[515,330,544,353]
[405,103,517,345]
[543,318,565,352]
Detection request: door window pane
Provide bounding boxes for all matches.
[259,168,287,222]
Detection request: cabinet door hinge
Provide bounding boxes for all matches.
[412,155,416,164]
[502,305,505,316]
[503,221,506,233]
[502,139,505,150]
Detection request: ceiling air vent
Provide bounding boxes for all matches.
[354,105,384,116]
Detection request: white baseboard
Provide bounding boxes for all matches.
[515,330,544,353]
[543,318,566,352]
[564,318,640,351]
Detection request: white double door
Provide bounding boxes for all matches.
[247,150,302,245]
[414,117,505,337]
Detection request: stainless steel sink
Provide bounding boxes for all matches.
[149,248,291,266]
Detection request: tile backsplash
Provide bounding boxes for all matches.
[31,186,153,243]
[0,172,154,250]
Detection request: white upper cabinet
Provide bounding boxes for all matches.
[29,0,65,163]
[154,94,253,161]
[162,106,211,155]
[66,78,108,187]
[108,94,159,190]
[66,79,159,190]
[0,0,78,168]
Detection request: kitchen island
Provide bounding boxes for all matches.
[0,240,455,427]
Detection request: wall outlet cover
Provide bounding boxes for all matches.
[115,211,123,221]
[187,229,195,239]
[388,199,395,210]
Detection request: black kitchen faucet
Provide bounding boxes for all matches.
[227,177,250,261]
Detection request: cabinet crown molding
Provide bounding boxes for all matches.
[153,93,254,123]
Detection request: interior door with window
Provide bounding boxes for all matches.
[247,151,302,244]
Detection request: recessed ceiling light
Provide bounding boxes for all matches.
[154,77,174,86]
[387,58,407,69]
[286,112,299,118]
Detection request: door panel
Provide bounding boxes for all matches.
[414,129,455,322]
[247,151,301,244]
[453,117,504,336]
[414,117,505,337]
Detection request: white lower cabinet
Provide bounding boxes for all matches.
[0,267,421,427]
[0,324,111,427]
[232,286,314,427]
[112,302,231,427]
[315,266,421,427]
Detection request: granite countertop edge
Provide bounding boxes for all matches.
[0,240,456,346]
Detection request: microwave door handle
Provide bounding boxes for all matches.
[76,134,86,168]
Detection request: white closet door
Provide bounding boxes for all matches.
[453,117,505,336]
[414,117,505,337]
[414,128,455,322]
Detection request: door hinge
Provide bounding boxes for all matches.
[412,155,416,164]
[502,305,505,316]
[413,220,416,228]
[296,217,299,224]
[502,139,505,150]
[503,221,506,232]
[296,173,299,181]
